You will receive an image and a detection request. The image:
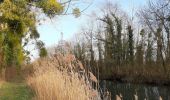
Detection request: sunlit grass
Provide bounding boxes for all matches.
[0,82,33,100]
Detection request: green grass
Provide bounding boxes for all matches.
[0,82,34,100]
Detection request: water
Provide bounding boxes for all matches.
[100,80,170,100]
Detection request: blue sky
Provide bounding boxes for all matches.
[37,0,147,47]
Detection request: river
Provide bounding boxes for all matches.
[100,80,170,100]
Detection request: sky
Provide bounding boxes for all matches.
[29,0,147,59]
[37,0,147,46]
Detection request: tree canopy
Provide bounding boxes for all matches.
[0,0,70,68]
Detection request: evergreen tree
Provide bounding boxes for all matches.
[127,25,134,65]
[135,29,145,66]
[112,13,122,66]
[145,32,153,65]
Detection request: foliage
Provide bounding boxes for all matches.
[145,32,153,65]
[39,47,47,58]
[36,40,47,57]
[73,8,81,18]
[0,0,66,68]
[127,25,134,65]
[36,0,64,17]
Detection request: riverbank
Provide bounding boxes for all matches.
[102,74,170,86]
[99,66,170,86]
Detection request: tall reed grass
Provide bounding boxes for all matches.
[26,53,100,100]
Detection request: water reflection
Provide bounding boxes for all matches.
[100,80,170,100]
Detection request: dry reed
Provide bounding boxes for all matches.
[26,53,100,100]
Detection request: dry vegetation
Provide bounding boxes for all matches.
[26,53,100,100]
[105,65,170,85]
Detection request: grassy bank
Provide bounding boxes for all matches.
[0,82,33,100]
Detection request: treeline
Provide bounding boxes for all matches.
[71,0,170,81]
